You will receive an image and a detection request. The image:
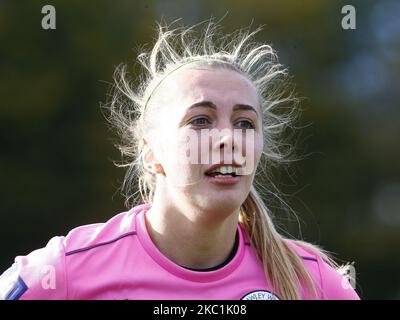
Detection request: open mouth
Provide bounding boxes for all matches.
[205,172,237,177]
[204,165,241,178]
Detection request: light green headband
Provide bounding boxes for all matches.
[142,58,229,112]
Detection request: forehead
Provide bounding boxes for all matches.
[162,67,260,110]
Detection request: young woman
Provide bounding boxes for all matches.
[0,20,360,300]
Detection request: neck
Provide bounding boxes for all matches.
[145,193,240,269]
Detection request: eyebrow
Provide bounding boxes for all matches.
[187,101,259,116]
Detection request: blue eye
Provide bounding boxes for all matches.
[236,120,255,129]
[190,117,211,127]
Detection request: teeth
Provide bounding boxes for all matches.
[209,165,239,175]
[214,175,232,178]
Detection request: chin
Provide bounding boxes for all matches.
[201,194,243,213]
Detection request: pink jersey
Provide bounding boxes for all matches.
[0,203,360,300]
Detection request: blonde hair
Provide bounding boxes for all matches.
[103,18,350,299]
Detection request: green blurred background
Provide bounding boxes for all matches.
[1,0,399,299]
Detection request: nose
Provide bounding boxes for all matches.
[212,128,240,165]
[218,131,235,152]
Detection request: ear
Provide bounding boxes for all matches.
[142,137,166,176]
[153,162,165,175]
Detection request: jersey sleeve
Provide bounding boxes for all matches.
[0,236,67,300]
[317,256,360,300]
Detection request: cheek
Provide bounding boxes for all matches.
[152,128,178,171]
[237,131,263,175]
[254,134,264,162]
[157,129,203,183]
